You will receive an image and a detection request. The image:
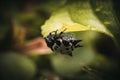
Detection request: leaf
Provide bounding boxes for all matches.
[41,8,74,37]
[41,6,113,37]
[57,23,90,33]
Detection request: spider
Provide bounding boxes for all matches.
[44,28,82,56]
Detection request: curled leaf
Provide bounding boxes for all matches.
[57,23,90,33]
[41,7,113,37]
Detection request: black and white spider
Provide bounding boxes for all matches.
[44,29,82,56]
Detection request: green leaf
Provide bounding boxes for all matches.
[41,1,113,37]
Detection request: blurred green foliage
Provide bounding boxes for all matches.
[0,53,36,80]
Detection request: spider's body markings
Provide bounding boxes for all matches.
[44,29,82,56]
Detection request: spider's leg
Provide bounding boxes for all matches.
[75,44,83,48]
[71,46,74,51]
[59,28,67,35]
[50,29,58,35]
[54,29,58,35]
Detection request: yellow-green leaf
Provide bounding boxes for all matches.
[41,7,113,37]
